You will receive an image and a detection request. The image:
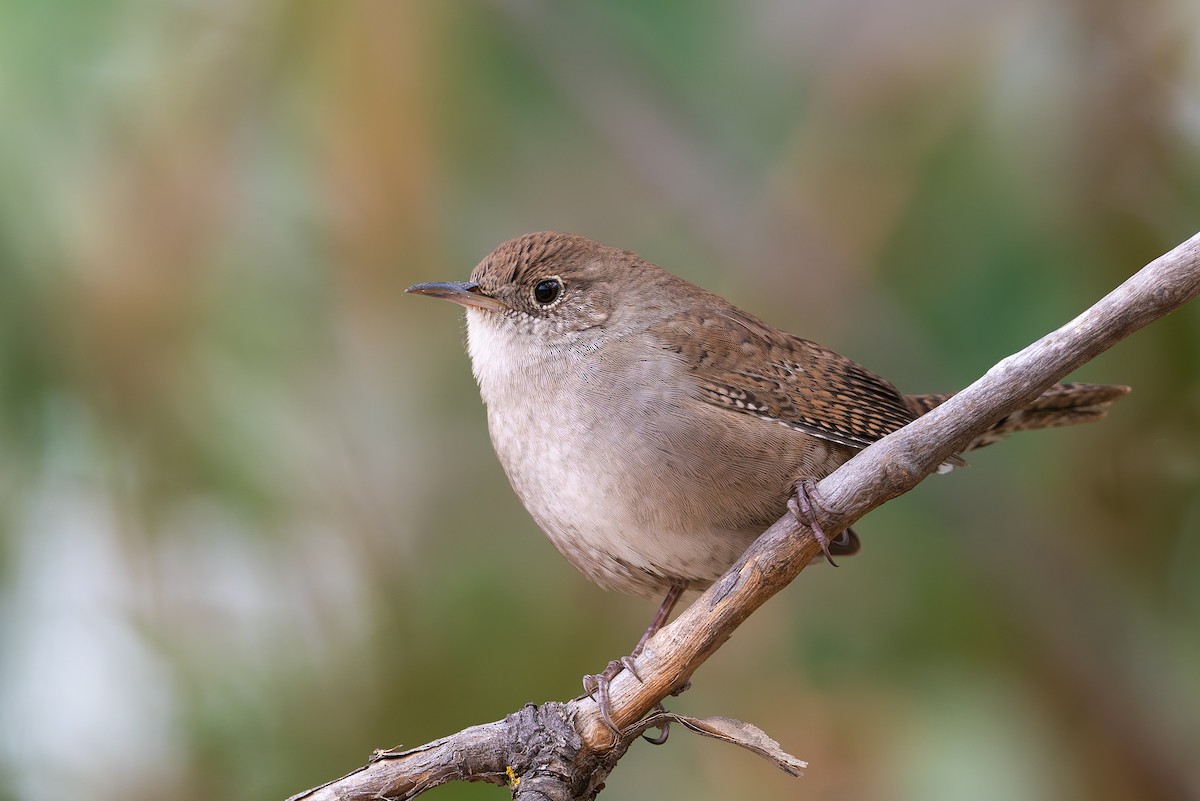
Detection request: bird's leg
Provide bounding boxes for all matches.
[632,582,684,655]
[789,479,838,566]
[583,582,686,741]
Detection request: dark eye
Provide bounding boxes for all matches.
[533,278,562,305]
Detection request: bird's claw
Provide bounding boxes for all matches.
[582,656,666,741]
[790,480,838,566]
[583,658,639,735]
[641,703,671,745]
[582,583,686,742]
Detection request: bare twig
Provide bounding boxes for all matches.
[288,231,1200,801]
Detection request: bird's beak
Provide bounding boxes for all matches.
[405,281,509,312]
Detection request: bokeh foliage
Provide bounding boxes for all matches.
[1,2,1198,800]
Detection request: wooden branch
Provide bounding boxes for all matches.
[286,704,632,801]
[289,231,1200,801]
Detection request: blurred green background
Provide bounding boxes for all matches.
[1,2,1199,800]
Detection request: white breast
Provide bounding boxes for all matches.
[466,309,758,598]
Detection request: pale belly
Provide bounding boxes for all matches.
[485,376,849,600]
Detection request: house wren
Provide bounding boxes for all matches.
[408,231,1127,725]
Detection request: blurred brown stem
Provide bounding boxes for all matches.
[286,230,1200,801]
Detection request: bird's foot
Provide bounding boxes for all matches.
[642,703,671,745]
[582,583,686,744]
[789,479,838,566]
[583,655,670,744]
[583,658,630,735]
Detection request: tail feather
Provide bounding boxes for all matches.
[906,382,1130,453]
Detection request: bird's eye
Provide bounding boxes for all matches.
[533,278,562,306]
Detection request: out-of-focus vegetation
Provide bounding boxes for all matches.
[1,2,1198,800]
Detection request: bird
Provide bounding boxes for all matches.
[407,231,1128,730]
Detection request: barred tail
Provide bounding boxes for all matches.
[906,382,1131,453]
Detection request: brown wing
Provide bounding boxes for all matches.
[652,306,917,450]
